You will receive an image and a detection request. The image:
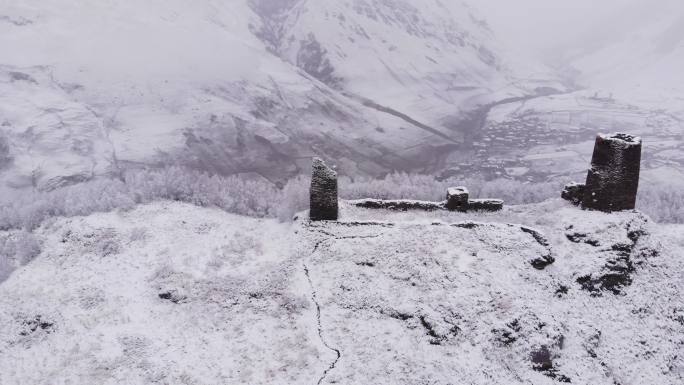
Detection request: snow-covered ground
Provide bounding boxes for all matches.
[0,202,327,384]
[1,200,682,384]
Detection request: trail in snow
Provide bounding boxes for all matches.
[303,239,341,385]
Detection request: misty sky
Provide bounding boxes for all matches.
[477,0,681,60]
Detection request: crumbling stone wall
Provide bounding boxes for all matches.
[466,199,504,212]
[350,187,503,213]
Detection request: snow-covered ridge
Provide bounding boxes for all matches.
[0,200,682,384]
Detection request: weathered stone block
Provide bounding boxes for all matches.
[582,133,642,212]
[446,187,469,211]
[561,182,585,206]
[309,158,338,221]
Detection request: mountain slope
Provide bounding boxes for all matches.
[250,0,522,118]
[0,0,558,191]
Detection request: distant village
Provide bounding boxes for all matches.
[446,101,683,182]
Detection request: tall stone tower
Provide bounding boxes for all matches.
[582,133,642,212]
[309,158,338,221]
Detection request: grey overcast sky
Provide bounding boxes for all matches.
[476,0,680,60]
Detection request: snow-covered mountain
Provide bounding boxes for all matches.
[251,0,522,114]
[0,0,560,191]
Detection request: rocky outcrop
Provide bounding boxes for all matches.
[582,133,642,212]
[521,226,555,270]
[310,158,338,221]
[561,182,585,206]
[566,214,658,296]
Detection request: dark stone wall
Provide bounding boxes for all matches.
[310,158,338,221]
[582,133,642,212]
[351,199,444,212]
[467,199,504,212]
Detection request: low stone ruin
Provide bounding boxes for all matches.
[351,199,444,212]
[309,160,506,220]
[466,199,504,212]
[309,158,338,221]
[446,186,503,212]
[349,186,503,213]
[562,133,642,212]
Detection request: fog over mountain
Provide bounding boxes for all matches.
[482,0,684,93]
[480,0,646,57]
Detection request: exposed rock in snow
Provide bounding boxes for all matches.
[310,158,338,221]
[561,182,585,206]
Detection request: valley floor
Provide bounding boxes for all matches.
[0,201,683,384]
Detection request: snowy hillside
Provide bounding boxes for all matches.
[1,200,682,384]
[0,0,559,190]
[250,0,543,117]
